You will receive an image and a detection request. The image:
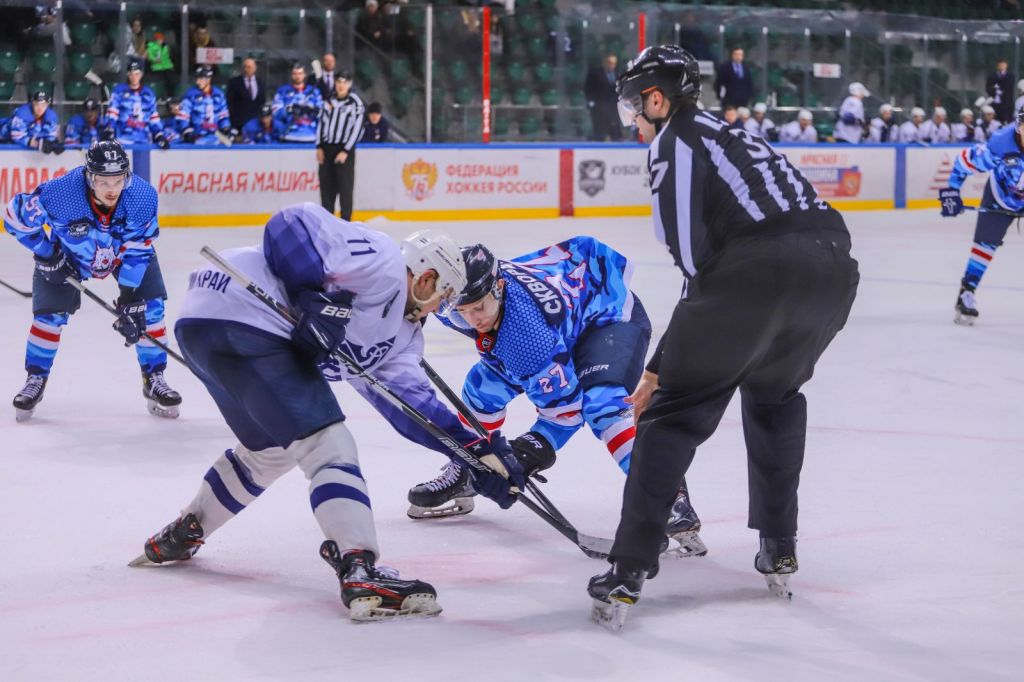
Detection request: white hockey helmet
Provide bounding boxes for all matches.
[753,102,767,114]
[981,105,995,115]
[960,108,974,120]
[737,106,751,119]
[911,106,926,119]
[1017,78,1024,93]
[879,103,893,115]
[797,109,813,121]
[401,230,468,301]
[849,82,870,97]
[933,106,947,119]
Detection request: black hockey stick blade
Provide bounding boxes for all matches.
[0,278,32,298]
[962,205,1024,217]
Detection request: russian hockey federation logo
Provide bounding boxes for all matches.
[402,158,438,202]
[578,160,606,197]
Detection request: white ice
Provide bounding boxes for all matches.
[1,210,1022,682]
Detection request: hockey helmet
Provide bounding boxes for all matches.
[195,65,214,79]
[83,98,101,112]
[259,102,274,117]
[85,140,132,189]
[126,56,144,73]
[455,244,501,307]
[401,230,468,305]
[959,108,973,120]
[615,45,700,126]
[1017,102,1024,126]
[910,107,926,120]
[30,89,51,104]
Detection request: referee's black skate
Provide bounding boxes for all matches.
[755,536,798,599]
[663,480,708,559]
[13,373,47,422]
[143,370,182,419]
[320,541,442,622]
[954,285,979,326]
[588,560,657,631]
[129,513,205,567]
[407,460,476,519]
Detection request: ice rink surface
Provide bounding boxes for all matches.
[1,209,1022,681]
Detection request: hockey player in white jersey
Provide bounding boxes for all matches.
[976,105,1002,142]
[745,102,777,141]
[833,82,869,143]
[133,204,524,622]
[951,109,977,143]
[919,107,951,143]
[868,103,896,142]
[778,110,817,143]
[896,107,926,143]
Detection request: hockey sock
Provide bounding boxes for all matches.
[134,298,168,374]
[25,312,69,376]
[962,241,998,290]
[584,384,635,474]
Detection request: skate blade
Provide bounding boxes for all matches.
[662,530,708,559]
[147,400,180,419]
[590,597,632,631]
[14,407,35,423]
[128,553,159,567]
[406,497,475,520]
[764,573,793,600]
[953,313,976,326]
[348,594,443,622]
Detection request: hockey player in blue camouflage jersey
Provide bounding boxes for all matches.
[941,103,1024,324]
[64,98,102,146]
[8,90,63,154]
[408,236,706,557]
[2,140,182,421]
[176,66,235,145]
[273,63,323,143]
[241,102,286,144]
[104,57,169,148]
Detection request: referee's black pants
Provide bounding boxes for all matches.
[611,221,860,569]
[319,144,356,221]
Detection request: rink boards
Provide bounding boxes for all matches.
[0,142,989,226]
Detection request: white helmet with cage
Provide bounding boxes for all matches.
[401,230,468,316]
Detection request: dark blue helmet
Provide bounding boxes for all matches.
[456,244,500,307]
[195,65,214,79]
[126,56,144,73]
[85,140,131,186]
[616,45,700,125]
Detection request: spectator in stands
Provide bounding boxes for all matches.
[834,82,869,144]
[104,56,168,148]
[584,53,622,142]
[357,0,389,52]
[162,97,182,144]
[779,109,817,143]
[8,90,62,154]
[952,109,977,144]
[986,58,1015,124]
[125,17,146,61]
[714,47,753,108]
[64,98,101,146]
[190,25,216,65]
[23,4,69,48]
[273,63,323,143]
[745,102,777,141]
[146,32,176,102]
[177,65,235,145]
[896,107,926,143]
[362,101,390,142]
[678,12,713,61]
[976,104,1001,142]
[227,57,266,131]
[242,103,285,144]
[920,107,951,143]
[868,103,895,142]
[309,52,339,99]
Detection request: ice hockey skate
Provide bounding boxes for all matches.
[129,513,205,567]
[588,560,655,631]
[663,483,708,559]
[320,541,442,622]
[954,286,979,326]
[142,370,182,419]
[407,460,476,519]
[755,536,798,599]
[13,374,47,422]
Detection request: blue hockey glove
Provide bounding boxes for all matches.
[840,112,857,125]
[34,246,76,285]
[465,431,525,509]
[113,296,147,346]
[940,187,964,217]
[291,289,355,364]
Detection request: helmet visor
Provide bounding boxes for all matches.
[617,95,643,127]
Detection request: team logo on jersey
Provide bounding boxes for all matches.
[66,220,90,238]
[90,245,116,278]
[402,159,438,201]
[578,159,605,197]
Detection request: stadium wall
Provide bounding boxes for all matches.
[0,143,988,226]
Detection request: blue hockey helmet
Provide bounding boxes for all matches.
[85,140,132,189]
[455,244,502,307]
[126,56,144,74]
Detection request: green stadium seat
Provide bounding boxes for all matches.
[0,50,20,75]
[0,80,14,100]
[568,89,585,107]
[511,87,532,106]
[493,115,511,137]
[534,62,554,85]
[392,86,414,117]
[539,88,558,106]
[68,51,93,77]
[69,21,98,46]
[526,36,547,61]
[453,86,475,105]
[518,115,541,137]
[356,59,378,88]
[390,58,411,83]
[64,80,92,100]
[489,84,507,104]
[448,60,469,83]
[31,50,56,74]
[506,61,526,84]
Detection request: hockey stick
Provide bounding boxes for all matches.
[962,206,1024,217]
[0,278,31,298]
[63,277,187,366]
[199,246,613,560]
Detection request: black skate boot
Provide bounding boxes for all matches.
[588,559,657,631]
[954,285,979,326]
[755,536,798,599]
[407,460,476,519]
[663,479,708,559]
[13,373,47,422]
[143,370,182,419]
[320,541,442,622]
[130,513,205,567]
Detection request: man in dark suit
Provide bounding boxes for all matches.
[714,47,754,108]
[308,52,339,100]
[584,53,622,141]
[986,58,1015,124]
[226,57,265,131]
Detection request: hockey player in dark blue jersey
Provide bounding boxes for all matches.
[2,141,182,421]
[64,98,102,146]
[941,104,1024,324]
[408,237,706,557]
[241,102,286,144]
[103,57,169,149]
[176,66,235,145]
[8,90,63,154]
[273,63,323,143]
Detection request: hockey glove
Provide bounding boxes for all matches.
[291,289,355,365]
[940,187,964,217]
[113,295,147,346]
[181,128,197,144]
[228,127,240,139]
[34,246,77,285]
[511,431,557,480]
[465,431,525,509]
[154,131,171,150]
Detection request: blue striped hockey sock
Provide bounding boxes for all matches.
[24,312,69,377]
[962,241,998,290]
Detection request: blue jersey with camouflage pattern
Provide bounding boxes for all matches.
[105,83,163,143]
[176,86,231,139]
[64,114,101,146]
[7,104,60,149]
[950,124,1024,212]
[3,167,159,288]
[241,116,286,144]
[272,84,323,142]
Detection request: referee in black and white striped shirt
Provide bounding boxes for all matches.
[316,70,365,221]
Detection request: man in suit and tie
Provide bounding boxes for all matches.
[226,57,266,132]
[309,52,339,99]
[714,47,754,109]
[583,53,622,142]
